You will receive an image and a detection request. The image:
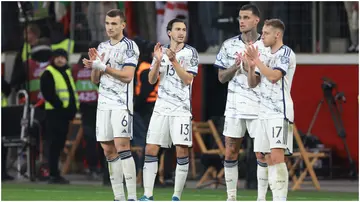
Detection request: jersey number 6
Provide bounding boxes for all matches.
[121,115,128,127]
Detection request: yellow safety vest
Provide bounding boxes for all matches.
[22,39,74,62]
[2,93,8,107]
[51,39,75,54]
[21,43,32,62]
[44,65,79,110]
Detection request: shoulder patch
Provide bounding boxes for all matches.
[280,56,290,64]
[126,49,135,58]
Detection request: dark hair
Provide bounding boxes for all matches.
[240,4,261,18]
[26,23,41,38]
[166,18,186,32]
[106,9,126,22]
[264,19,285,32]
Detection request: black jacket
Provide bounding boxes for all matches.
[40,63,77,120]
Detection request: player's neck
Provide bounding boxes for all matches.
[271,41,284,54]
[170,41,184,52]
[241,29,259,44]
[109,34,124,45]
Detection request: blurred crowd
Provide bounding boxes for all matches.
[1,1,359,54]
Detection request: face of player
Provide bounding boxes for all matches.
[53,56,67,67]
[238,10,259,33]
[261,25,282,47]
[105,16,126,39]
[168,22,187,44]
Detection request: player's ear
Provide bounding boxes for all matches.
[255,17,260,25]
[167,30,171,38]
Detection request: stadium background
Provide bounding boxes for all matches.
[1,1,359,201]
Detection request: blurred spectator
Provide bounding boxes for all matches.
[344,1,359,52]
[73,41,105,181]
[10,24,41,92]
[197,2,220,53]
[11,37,52,103]
[87,2,118,42]
[40,49,79,184]
[158,2,189,45]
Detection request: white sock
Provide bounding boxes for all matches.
[268,165,276,200]
[107,156,125,201]
[224,160,238,200]
[119,150,137,200]
[143,155,158,197]
[257,161,269,201]
[173,156,189,199]
[274,163,289,201]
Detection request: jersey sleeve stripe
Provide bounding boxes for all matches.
[187,70,197,75]
[214,64,226,69]
[283,47,290,57]
[124,38,133,49]
[123,63,137,67]
[281,78,288,121]
[273,67,286,76]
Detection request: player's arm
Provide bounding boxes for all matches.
[253,58,282,83]
[246,45,284,83]
[218,63,241,84]
[148,58,161,85]
[83,47,103,84]
[97,42,140,84]
[104,66,135,83]
[167,48,199,85]
[247,67,261,88]
[171,60,194,85]
[91,69,102,84]
[148,42,163,85]
[215,43,241,83]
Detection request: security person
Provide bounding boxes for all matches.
[40,49,79,184]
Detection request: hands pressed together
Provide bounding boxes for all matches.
[82,48,106,71]
[235,42,259,72]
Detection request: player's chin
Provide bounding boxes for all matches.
[177,38,185,43]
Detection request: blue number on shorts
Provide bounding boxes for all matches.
[121,115,128,127]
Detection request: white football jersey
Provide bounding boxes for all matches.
[96,37,140,113]
[256,45,296,122]
[214,35,270,119]
[151,44,199,116]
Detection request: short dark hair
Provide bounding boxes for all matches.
[240,4,261,18]
[264,19,285,32]
[106,9,126,22]
[166,18,186,32]
[27,23,41,38]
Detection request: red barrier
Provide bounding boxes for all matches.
[292,65,359,164]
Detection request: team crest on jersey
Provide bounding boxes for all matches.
[280,56,290,64]
[190,58,198,66]
[126,49,135,58]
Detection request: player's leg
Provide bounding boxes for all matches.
[267,119,292,201]
[223,117,246,201]
[247,119,269,201]
[141,114,171,200]
[170,116,192,201]
[112,110,137,200]
[96,109,125,201]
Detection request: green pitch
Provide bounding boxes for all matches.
[2,183,358,201]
